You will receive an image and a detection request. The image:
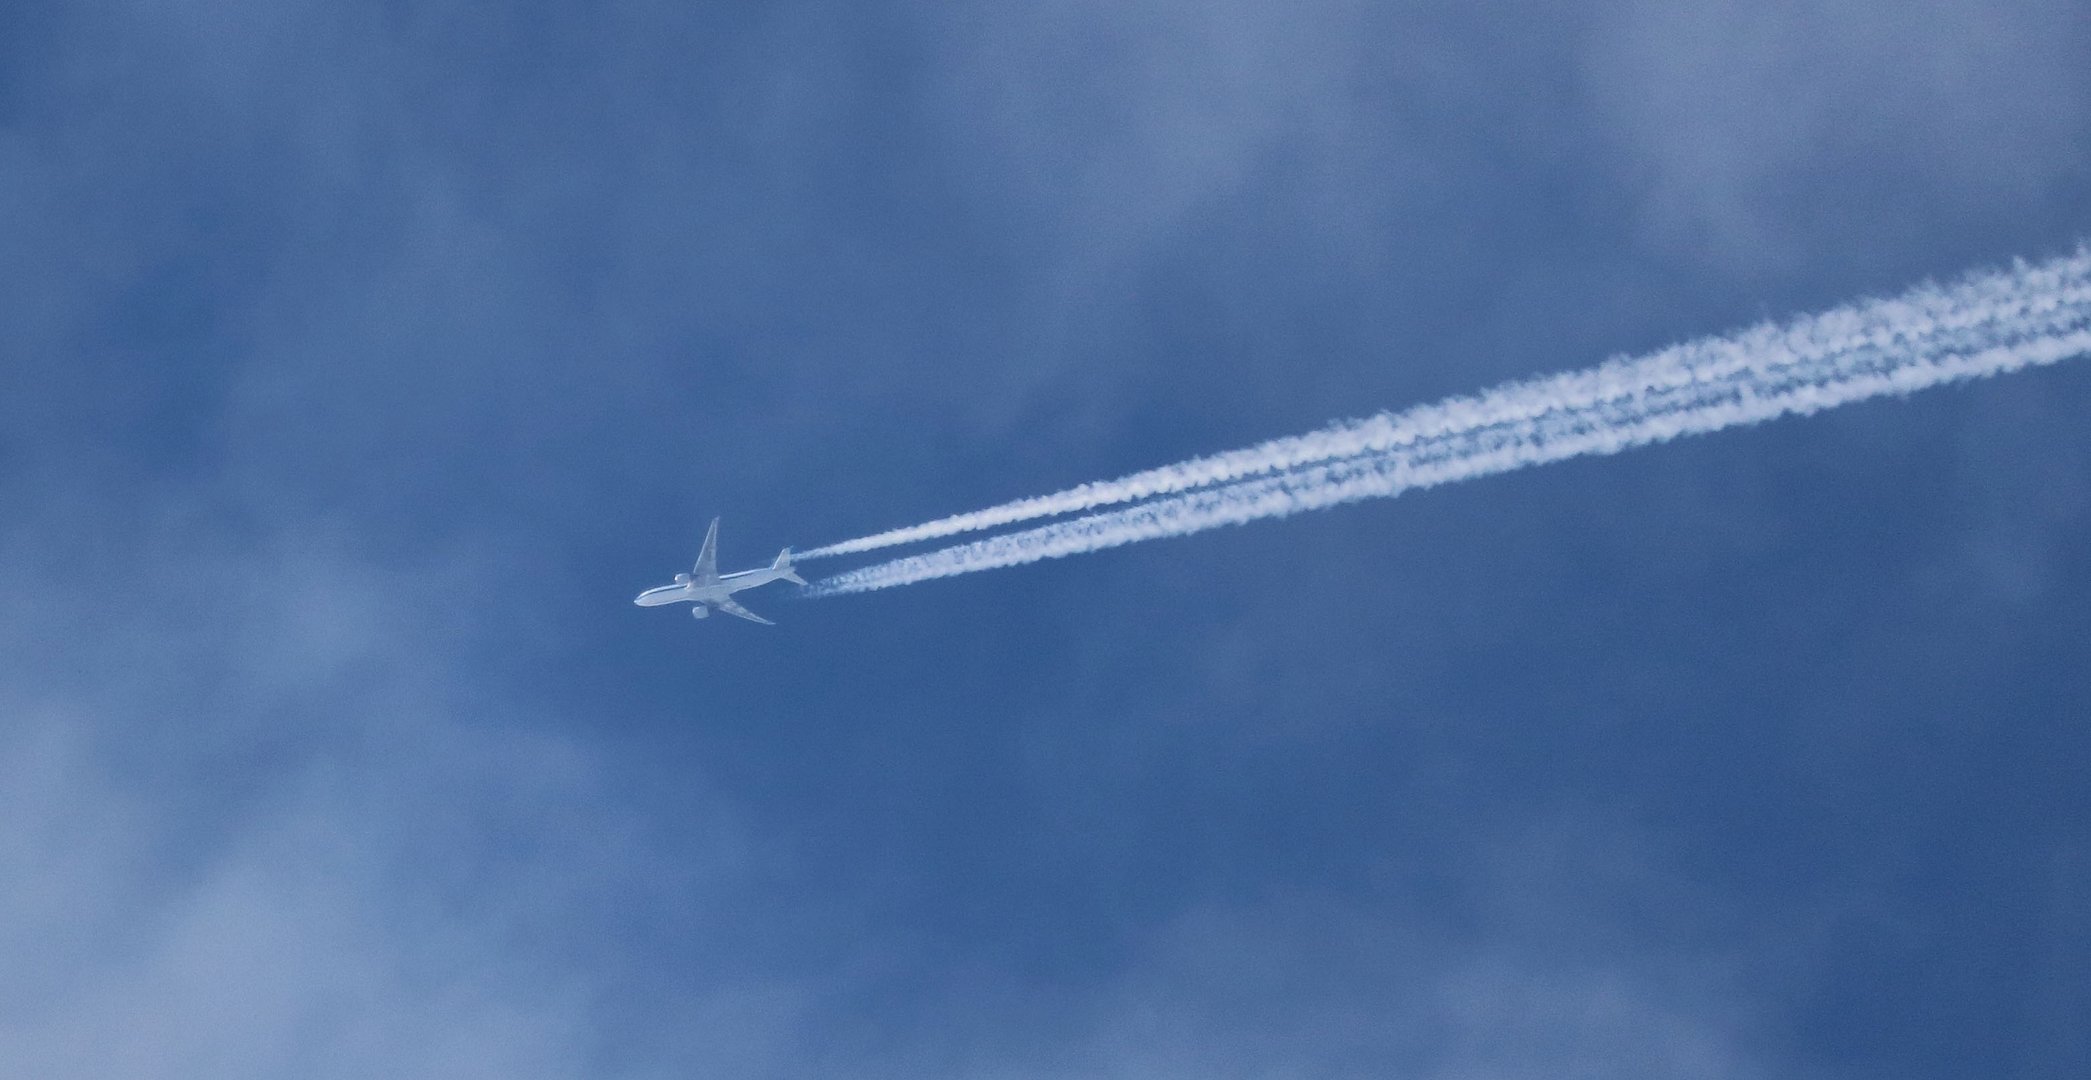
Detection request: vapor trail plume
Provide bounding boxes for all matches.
[800,252,2091,561]
[807,251,2091,597]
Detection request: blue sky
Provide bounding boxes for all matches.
[4,2,2088,1076]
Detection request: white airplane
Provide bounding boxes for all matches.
[634,517,805,625]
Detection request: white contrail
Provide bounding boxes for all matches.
[807,252,2091,596]
[800,251,2091,560]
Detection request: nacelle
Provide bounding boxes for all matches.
[691,605,709,619]
[674,572,692,584]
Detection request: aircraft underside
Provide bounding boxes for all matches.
[636,518,793,626]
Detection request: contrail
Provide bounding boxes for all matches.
[806,250,2091,597]
[800,251,2091,561]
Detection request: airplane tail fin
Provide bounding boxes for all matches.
[773,547,808,586]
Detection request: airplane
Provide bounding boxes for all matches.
[633,517,805,625]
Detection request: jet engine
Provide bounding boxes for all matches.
[674,572,692,584]
[691,606,709,619]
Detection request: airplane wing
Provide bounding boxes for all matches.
[693,517,721,584]
[712,597,774,625]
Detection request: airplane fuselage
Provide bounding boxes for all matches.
[633,565,795,609]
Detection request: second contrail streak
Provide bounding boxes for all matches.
[805,250,2091,596]
[802,251,2091,562]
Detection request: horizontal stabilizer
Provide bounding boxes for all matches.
[773,547,808,587]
